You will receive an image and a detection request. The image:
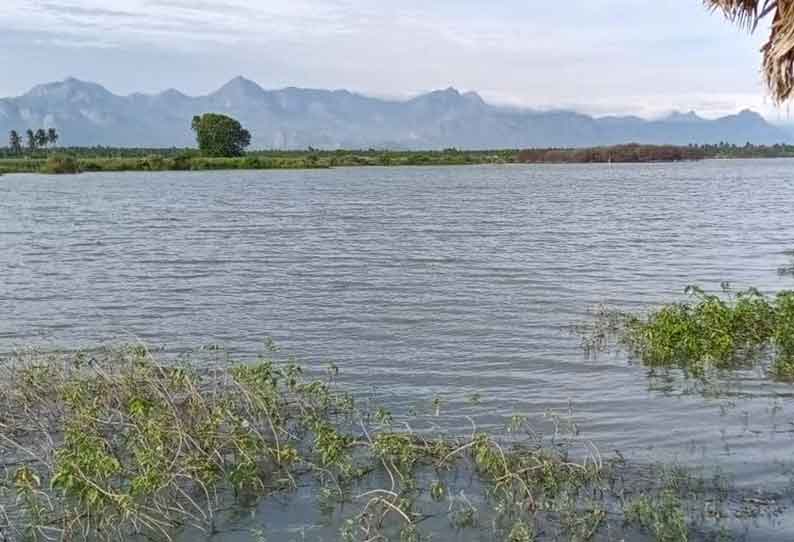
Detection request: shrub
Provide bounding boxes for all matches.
[589,286,794,382]
[143,155,166,171]
[40,155,80,174]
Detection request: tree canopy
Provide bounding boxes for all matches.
[191,113,251,157]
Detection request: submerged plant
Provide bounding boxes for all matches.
[626,491,688,542]
[779,250,794,277]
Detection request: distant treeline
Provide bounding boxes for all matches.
[517,143,794,163]
[3,144,794,174]
[701,142,794,158]
[0,146,194,160]
[517,144,705,163]
[0,148,518,174]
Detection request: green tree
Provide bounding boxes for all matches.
[191,113,251,157]
[47,128,59,148]
[8,130,22,155]
[26,129,36,152]
[35,129,48,149]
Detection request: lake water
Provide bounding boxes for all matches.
[2,160,794,539]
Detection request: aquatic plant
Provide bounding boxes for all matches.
[0,345,774,541]
[582,285,794,382]
[626,491,688,542]
[779,250,794,277]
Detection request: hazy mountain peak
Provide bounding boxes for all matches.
[436,87,463,98]
[25,77,111,98]
[1,77,788,149]
[161,88,188,99]
[410,87,472,109]
[228,75,258,86]
[212,76,266,98]
[736,108,763,119]
[22,77,116,110]
[665,110,703,123]
[463,91,485,105]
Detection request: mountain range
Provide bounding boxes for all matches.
[0,77,790,149]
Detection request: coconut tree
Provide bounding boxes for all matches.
[25,129,36,153]
[705,0,794,102]
[35,128,48,149]
[47,128,59,149]
[8,130,22,155]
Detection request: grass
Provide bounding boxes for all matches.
[582,285,794,381]
[0,344,764,541]
[0,149,518,174]
[0,158,43,174]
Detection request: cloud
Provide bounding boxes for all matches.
[0,0,784,119]
[36,36,120,49]
[4,0,364,44]
[37,2,140,19]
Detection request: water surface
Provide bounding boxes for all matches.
[2,160,794,538]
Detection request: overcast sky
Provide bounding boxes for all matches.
[1,0,789,120]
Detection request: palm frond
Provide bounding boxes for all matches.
[705,0,794,102]
[705,0,763,28]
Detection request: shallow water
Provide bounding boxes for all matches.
[2,160,794,539]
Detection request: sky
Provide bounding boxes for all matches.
[0,0,791,121]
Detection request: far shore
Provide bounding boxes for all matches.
[1,144,793,174]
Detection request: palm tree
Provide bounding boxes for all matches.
[705,0,794,102]
[8,130,21,155]
[26,129,36,152]
[47,128,59,148]
[35,129,48,149]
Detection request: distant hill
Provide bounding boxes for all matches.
[0,77,789,149]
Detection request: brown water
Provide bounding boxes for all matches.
[1,160,794,539]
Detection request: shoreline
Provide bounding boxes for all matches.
[2,145,794,174]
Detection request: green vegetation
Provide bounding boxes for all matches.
[626,491,689,542]
[699,142,794,159]
[0,148,517,174]
[0,344,762,541]
[2,141,794,175]
[39,155,80,174]
[583,285,794,381]
[191,113,251,157]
